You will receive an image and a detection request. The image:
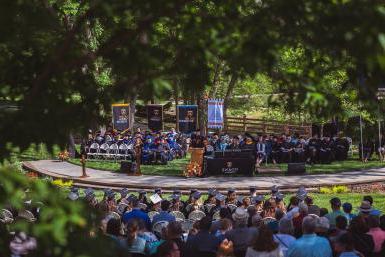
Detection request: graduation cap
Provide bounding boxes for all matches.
[190,189,198,194]
[154,188,162,194]
[215,193,226,202]
[150,194,162,205]
[127,194,137,202]
[208,188,217,197]
[139,190,147,195]
[249,186,257,193]
[227,188,236,194]
[84,188,94,197]
[296,186,307,201]
[120,188,129,197]
[107,190,116,199]
[271,185,279,195]
[192,191,202,200]
[103,188,112,197]
[68,190,79,201]
[170,194,181,201]
[70,187,79,193]
[275,192,285,202]
[252,195,265,204]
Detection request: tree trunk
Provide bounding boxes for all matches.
[209,58,223,98]
[197,91,207,136]
[223,73,238,122]
[68,132,76,158]
[129,93,137,133]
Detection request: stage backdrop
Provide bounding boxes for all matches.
[177,105,198,133]
[147,104,163,131]
[207,98,224,129]
[112,104,130,131]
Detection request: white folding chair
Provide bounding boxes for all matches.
[152,221,169,236]
[109,143,119,161]
[181,219,195,232]
[18,210,36,222]
[99,143,110,159]
[212,211,221,221]
[0,209,14,224]
[170,211,185,222]
[188,210,206,221]
[119,144,129,160]
[87,143,99,159]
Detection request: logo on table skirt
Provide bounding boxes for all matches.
[222,162,238,174]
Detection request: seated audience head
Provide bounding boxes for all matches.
[342,202,353,214]
[106,218,122,236]
[349,215,369,234]
[367,215,380,229]
[219,218,233,232]
[278,218,294,235]
[161,200,171,212]
[219,207,231,220]
[335,215,348,230]
[126,218,140,245]
[251,224,279,252]
[251,214,262,227]
[330,197,341,210]
[232,207,249,227]
[315,216,330,234]
[320,208,329,217]
[166,221,183,240]
[302,215,317,234]
[334,232,356,254]
[363,195,373,206]
[199,216,212,231]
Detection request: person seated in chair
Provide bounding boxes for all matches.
[142,136,156,164]
[280,134,294,163]
[306,134,321,164]
[229,136,241,149]
[292,137,306,163]
[319,137,334,164]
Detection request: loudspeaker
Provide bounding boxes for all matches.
[287,162,306,175]
[120,161,133,173]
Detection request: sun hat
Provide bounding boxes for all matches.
[358,200,372,213]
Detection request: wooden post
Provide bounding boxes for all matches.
[243,114,247,132]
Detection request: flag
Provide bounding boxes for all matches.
[207,99,224,129]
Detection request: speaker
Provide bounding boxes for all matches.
[120,161,133,173]
[287,162,306,175]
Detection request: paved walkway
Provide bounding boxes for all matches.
[23,160,385,192]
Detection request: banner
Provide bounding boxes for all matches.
[147,104,163,131]
[177,105,198,133]
[207,98,224,129]
[112,104,130,131]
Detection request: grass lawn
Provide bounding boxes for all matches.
[68,156,190,176]
[266,155,385,174]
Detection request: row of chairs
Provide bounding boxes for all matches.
[87,143,133,160]
[0,209,36,224]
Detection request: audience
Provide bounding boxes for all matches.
[7,183,385,257]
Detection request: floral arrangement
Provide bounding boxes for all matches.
[58,150,69,161]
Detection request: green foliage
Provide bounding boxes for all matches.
[320,185,349,194]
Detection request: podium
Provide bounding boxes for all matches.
[184,148,204,177]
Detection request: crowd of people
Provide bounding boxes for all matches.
[62,186,385,257]
[85,126,351,167]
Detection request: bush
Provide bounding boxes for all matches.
[52,179,73,188]
[319,185,349,194]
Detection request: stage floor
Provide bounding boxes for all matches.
[23,160,385,193]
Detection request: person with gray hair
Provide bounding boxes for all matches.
[273,218,296,257]
[287,216,332,257]
[225,208,259,257]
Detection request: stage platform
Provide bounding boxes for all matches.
[23,160,385,194]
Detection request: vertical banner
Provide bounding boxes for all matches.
[112,104,130,131]
[147,104,163,131]
[207,98,224,129]
[177,105,198,133]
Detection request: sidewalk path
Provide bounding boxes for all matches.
[23,160,385,192]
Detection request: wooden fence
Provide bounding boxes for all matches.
[222,115,312,137]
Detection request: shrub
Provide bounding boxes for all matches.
[52,179,73,188]
[319,185,349,194]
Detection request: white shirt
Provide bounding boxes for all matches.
[246,247,284,257]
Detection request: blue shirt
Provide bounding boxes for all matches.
[287,233,332,257]
[152,211,176,225]
[122,209,151,230]
[339,252,360,257]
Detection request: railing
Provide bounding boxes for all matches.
[223,115,312,137]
